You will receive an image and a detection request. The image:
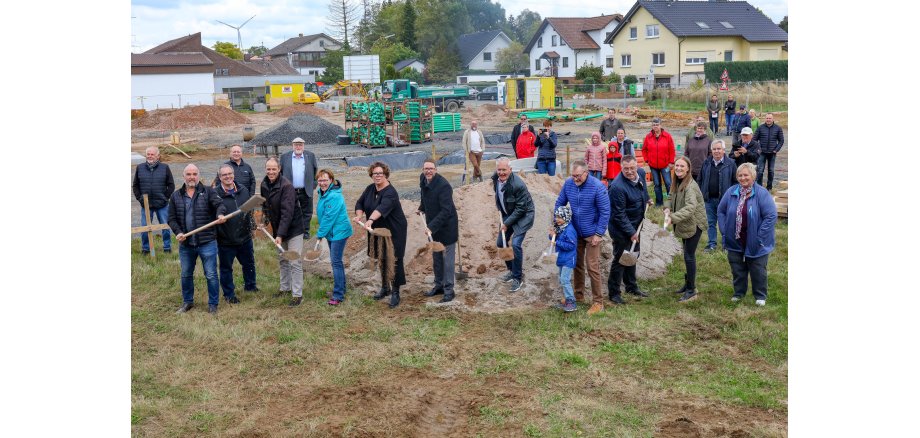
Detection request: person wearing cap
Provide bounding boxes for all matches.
[642,117,676,207]
[730,105,751,144]
[731,127,760,168]
[752,113,784,191]
[280,137,319,238]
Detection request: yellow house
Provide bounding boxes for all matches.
[604,1,788,87]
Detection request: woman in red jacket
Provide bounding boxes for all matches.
[643,118,676,207]
[515,125,537,158]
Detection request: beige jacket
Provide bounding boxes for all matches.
[462,129,485,153]
[667,176,708,239]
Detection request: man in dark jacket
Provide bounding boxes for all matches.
[509,114,536,159]
[215,164,258,304]
[554,160,610,315]
[607,155,651,304]
[752,113,785,190]
[417,160,460,303]
[599,109,625,142]
[262,157,306,307]
[280,137,319,238]
[133,146,175,255]
[168,164,227,314]
[699,139,737,252]
[731,127,760,167]
[492,158,535,292]
[225,144,256,195]
[723,94,736,136]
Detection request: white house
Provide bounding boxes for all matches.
[456,30,519,84]
[394,58,425,73]
[265,33,342,77]
[524,15,623,81]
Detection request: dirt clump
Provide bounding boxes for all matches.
[656,417,703,438]
[130,105,249,130]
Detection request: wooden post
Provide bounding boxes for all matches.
[132,194,172,256]
[431,144,437,162]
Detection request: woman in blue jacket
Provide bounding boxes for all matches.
[315,168,354,306]
[717,162,777,306]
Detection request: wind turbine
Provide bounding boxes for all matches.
[216,15,256,51]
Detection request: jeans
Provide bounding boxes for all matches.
[727,251,769,300]
[432,242,456,296]
[589,170,603,180]
[294,189,313,237]
[559,266,575,303]
[179,240,219,306]
[704,199,720,248]
[328,238,348,301]
[608,235,640,296]
[139,205,171,252]
[536,159,556,176]
[496,225,527,281]
[217,239,257,299]
[682,228,703,290]
[725,113,734,135]
[649,166,671,206]
[757,153,778,189]
[709,116,719,135]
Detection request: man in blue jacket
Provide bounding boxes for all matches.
[607,155,651,304]
[554,160,610,315]
[752,113,785,190]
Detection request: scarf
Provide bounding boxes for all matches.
[735,186,753,239]
[553,205,572,235]
[146,160,159,171]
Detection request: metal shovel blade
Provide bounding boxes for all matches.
[619,251,638,267]
[303,240,322,261]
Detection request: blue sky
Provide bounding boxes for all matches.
[131,0,788,52]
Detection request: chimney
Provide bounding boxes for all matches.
[299,33,303,37]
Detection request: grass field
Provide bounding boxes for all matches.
[132,209,788,436]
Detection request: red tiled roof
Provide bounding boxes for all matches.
[546,15,621,50]
[540,51,560,59]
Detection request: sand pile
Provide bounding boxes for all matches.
[273,104,331,118]
[131,105,248,130]
[465,103,507,123]
[304,172,681,313]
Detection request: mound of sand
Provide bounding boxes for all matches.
[302,172,682,313]
[131,105,249,130]
[273,104,331,118]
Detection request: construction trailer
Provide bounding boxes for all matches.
[264,81,307,108]
[503,77,557,110]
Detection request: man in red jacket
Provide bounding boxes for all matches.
[642,118,675,207]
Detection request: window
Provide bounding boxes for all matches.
[319,40,324,47]
[483,52,491,61]
[652,52,665,66]
[724,50,733,62]
[606,31,612,41]
[537,37,542,48]
[646,24,659,38]
[215,68,229,76]
[720,21,734,29]
[560,38,566,46]
[685,56,706,65]
[696,22,710,29]
[215,68,221,75]
[629,27,637,39]
[621,54,631,67]
[562,57,569,68]
[551,35,557,46]
[535,59,541,70]
[606,56,614,68]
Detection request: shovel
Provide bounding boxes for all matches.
[498,229,515,261]
[303,239,323,261]
[257,226,301,261]
[619,204,650,267]
[455,226,469,281]
[426,230,446,252]
[355,219,392,237]
[656,210,671,238]
[181,195,265,239]
[542,233,558,263]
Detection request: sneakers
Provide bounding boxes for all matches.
[608,294,625,305]
[289,297,303,307]
[755,299,766,306]
[587,302,604,315]
[500,272,514,283]
[509,278,524,292]
[730,296,741,303]
[562,300,577,312]
[372,286,391,300]
[674,284,688,295]
[226,296,240,304]
[176,303,193,314]
[678,290,698,303]
[208,304,218,314]
[244,286,260,292]
[703,246,716,253]
[163,249,172,254]
[327,299,342,306]
[627,289,649,298]
[424,288,444,297]
[275,290,290,298]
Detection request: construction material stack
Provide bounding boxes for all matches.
[774,181,788,218]
[432,113,462,133]
[407,100,433,143]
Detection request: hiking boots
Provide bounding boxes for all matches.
[373,286,391,300]
[439,294,455,303]
[608,294,625,305]
[678,290,698,303]
[176,303,193,314]
[424,288,444,297]
[289,297,303,307]
[389,287,401,309]
[226,296,240,304]
[562,300,577,312]
[208,304,218,314]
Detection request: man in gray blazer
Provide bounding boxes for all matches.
[279,137,319,238]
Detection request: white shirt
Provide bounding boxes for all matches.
[469,129,482,152]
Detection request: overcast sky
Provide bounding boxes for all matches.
[131,0,788,53]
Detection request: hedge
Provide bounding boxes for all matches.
[704,60,787,83]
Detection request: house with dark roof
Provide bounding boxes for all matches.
[603,0,788,87]
[455,30,520,84]
[132,33,216,110]
[265,33,342,76]
[524,14,623,81]
[394,58,425,73]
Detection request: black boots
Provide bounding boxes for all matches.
[439,293,455,303]
[373,285,391,300]
[389,287,401,308]
[424,287,444,297]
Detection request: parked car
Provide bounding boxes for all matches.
[467,87,480,98]
[477,86,498,101]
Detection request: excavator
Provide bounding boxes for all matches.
[297,80,368,104]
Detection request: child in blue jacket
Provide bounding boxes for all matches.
[550,205,579,312]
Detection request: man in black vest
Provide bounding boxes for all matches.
[133,146,175,254]
[280,137,319,238]
[417,159,459,303]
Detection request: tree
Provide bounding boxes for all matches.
[495,41,527,74]
[778,15,787,32]
[327,0,360,48]
[465,0,506,31]
[213,41,243,60]
[510,9,542,45]
[416,0,471,60]
[399,0,417,51]
[425,36,461,83]
[356,0,402,51]
[371,38,420,78]
[246,45,267,56]
[399,67,423,84]
[320,47,349,83]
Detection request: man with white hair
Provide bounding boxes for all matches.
[133,146,175,255]
[492,157,535,292]
[462,120,485,182]
[730,127,760,167]
[699,139,737,253]
[280,137,319,238]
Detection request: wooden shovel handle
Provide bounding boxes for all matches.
[257,226,286,252]
[183,209,241,238]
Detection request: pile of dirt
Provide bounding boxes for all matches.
[302,172,682,313]
[130,105,248,130]
[250,113,346,147]
[465,103,507,123]
[273,104,331,118]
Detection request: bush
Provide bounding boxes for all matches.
[605,72,621,84]
[624,75,638,85]
[704,60,788,82]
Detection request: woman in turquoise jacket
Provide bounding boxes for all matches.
[315,168,354,305]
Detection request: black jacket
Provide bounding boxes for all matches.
[133,161,174,209]
[608,168,649,240]
[599,118,625,142]
[724,99,736,114]
[280,150,319,195]
[167,182,227,246]
[226,159,257,195]
[491,171,535,234]
[753,123,784,154]
[214,182,253,246]
[699,157,737,202]
[261,175,304,241]
[510,124,536,159]
[730,138,761,167]
[418,173,459,245]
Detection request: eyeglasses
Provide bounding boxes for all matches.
[372,172,385,176]
[572,172,586,179]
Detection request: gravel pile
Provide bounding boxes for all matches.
[251,114,345,147]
